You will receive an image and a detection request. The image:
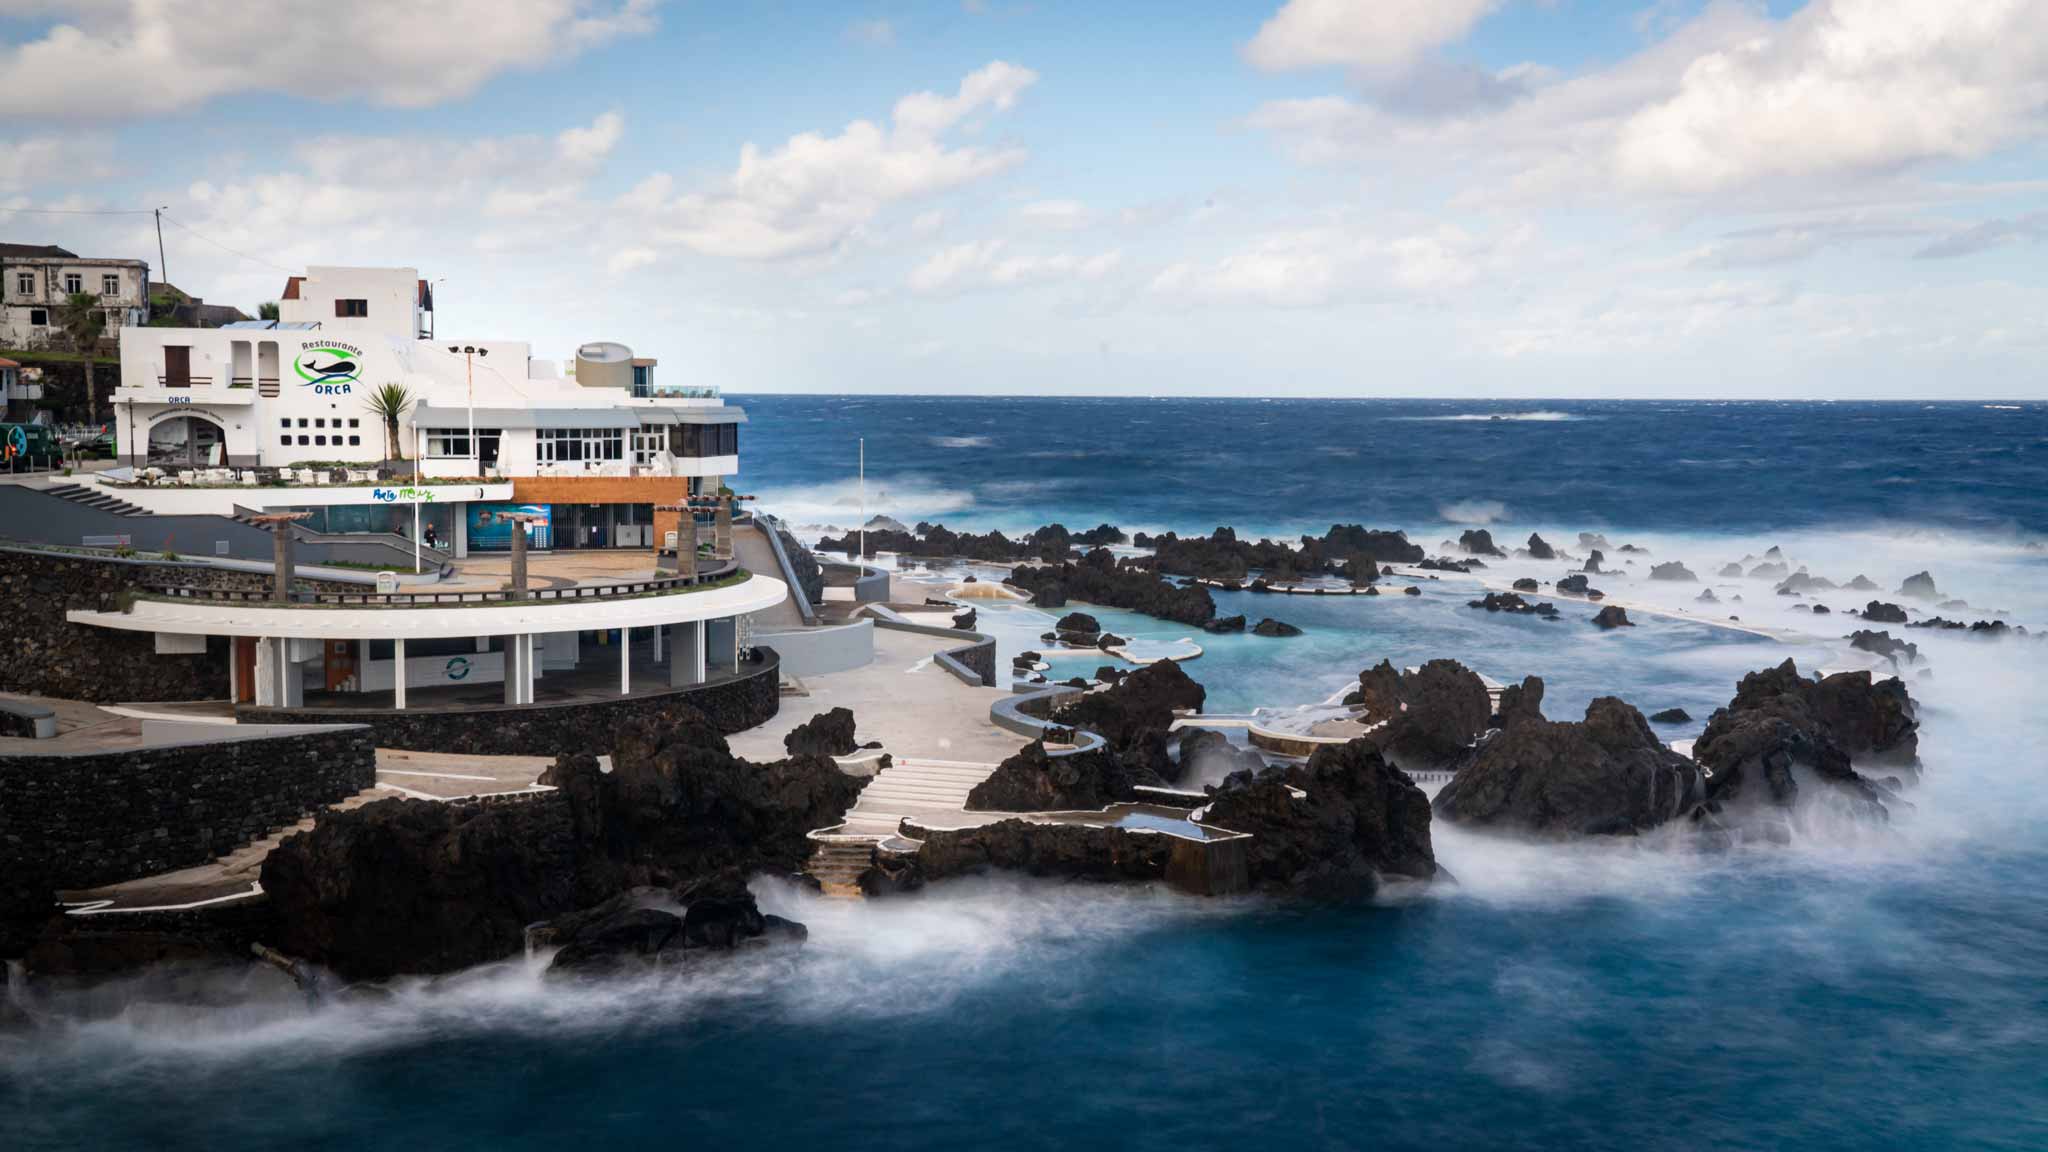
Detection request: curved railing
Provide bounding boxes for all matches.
[990,683,1106,756]
[140,560,744,607]
[752,511,819,624]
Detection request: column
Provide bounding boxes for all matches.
[393,637,407,709]
[652,623,663,663]
[226,637,240,704]
[454,506,469,558]
[619,627,631,696]
[528,633,540,701]
[272,525,293,601]
[504,634,523,705]
[706,616,737,674]
[669,620,705,687]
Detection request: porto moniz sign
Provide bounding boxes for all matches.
[294,341,364,394]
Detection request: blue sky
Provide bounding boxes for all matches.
[3,0,2044,397]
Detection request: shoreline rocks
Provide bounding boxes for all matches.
[1434,697,1704,836]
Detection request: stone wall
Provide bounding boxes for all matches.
[0,724,376,889]
[239,649,781,756]
[0,546,364,702]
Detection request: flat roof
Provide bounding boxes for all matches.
[68,573,789,641]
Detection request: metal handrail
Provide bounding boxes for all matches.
[140,560,743,607]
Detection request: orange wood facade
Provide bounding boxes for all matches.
[509,475,717,551]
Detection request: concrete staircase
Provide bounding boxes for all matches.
[805,840,874,899]
[804,758,999,897]
[46,482,149,517]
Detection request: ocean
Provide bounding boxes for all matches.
[6,397,2046,1150]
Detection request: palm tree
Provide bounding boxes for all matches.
[55,292,106,423]
[365,382,414,461]
[258,301,280,321]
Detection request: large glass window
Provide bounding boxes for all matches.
[673,423,738,458]
[537,427,624,464]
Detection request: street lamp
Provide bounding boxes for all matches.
[446,344,487,476]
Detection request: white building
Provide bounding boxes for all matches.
[108,265,744,554]
[0,243,151,349]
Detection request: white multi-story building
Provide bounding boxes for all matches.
[109,265,744,553]
[0,243,151,349]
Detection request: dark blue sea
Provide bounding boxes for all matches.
[7,398,2047,1151]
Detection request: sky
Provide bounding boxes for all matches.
[1,0,2044,399]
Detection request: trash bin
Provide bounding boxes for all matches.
[376,571,399,594]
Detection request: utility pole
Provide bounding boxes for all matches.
[153,207,169,295]
[859,437,866,560]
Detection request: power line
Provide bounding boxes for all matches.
[0,206,159,216]
[159,214,295,274]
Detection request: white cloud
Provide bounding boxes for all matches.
[1245,0,1499,79]
[1018,199,1091,230]
[0,0,660,119]
[1614,0,2048,195]
[1249,0,2048,209]
[0,134,117,192]
[634,62,1039,260]
[1150,231,1347,308]
[908,239,1121,295]
[556,111,625,165]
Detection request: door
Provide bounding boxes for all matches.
[163,345,191,388]
[323,639,357,691]
[234,637,257,703]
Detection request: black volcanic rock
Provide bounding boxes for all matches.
[1650,708,1692,724]
[1004,549,1215,627]
[1849,630,1920,666]
[1177,727,1266,782]
[1252,617,1303,637]
[1469,592,1560,618]
[1584,550,1605,573]
[1513,577,1540,592]
[1719,562,1745,578]
[1578,532,1612,551]
[1350,658,1493,770]
[1526,533,1556,560]
[1861,600,1909,623]
[1055,611,1102,636]
[1434,698,1704,836]
[1494,676,1545,728]
[784,707,858,758]
[963,743,1147,812]
[1556,573,1592,595]
[1649,561,1698,582]
[1897,571,1939,600]
[1846,575,1880,591]
[1592,605,1634,629]
[1199,739,1436,896]
[1200,614,1248,634]
[1459,529,1505,557]
[260,707,860,981]
[1692,660,1919,820]
[1401,585,1420,596]
[911,819,1171,884]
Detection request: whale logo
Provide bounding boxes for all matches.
[293,343,363,392]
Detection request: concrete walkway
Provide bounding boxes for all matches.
[730,522,807,628]
[726,626,1020,764]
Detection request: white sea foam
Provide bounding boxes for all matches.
[1438,499,1509,525]
[1399,411,1578,423]
[751,473,976,526]
[930,435,994,449]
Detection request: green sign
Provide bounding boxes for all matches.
[294,341,363,394]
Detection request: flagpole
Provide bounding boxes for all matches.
[859,437,866,560]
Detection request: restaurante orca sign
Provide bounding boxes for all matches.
[294,341,364,394]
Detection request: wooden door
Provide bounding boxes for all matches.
[324,640,357,691]
[163,345,191,388]
[234,637,257,703]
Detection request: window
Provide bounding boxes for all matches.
[348,435,360,446]
[537,427,624,464]
[315,418,326,428]
[334,299,368,318]
[64,273,82,294]
[632,364,652,397]
[280,435,291,446]
[297,418,308,428]
[347,418,359,428]
[14,273,31,295]
[280,419,291,429]
[675,422,738,458]
[632,429,667,466]
[315,435,327,446]
[28,308,47,326]
[297,435,310,445]
[163,345,192,388]
[425,428,472,458]
[101,274,120,296]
